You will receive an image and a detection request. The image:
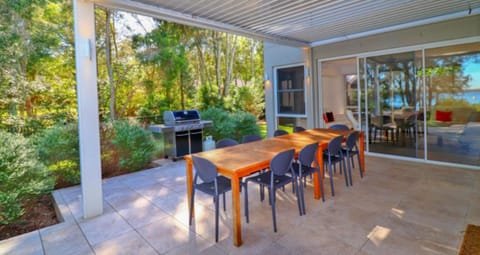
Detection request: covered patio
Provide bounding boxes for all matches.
[1,156,479,254]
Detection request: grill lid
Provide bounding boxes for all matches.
[163,110,200,126]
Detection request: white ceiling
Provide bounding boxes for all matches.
[95,0,480,47]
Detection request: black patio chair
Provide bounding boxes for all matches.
[189,156,232,242]
[328,124,350,131]
[323,135,349,196]
[216,138,239,148]
[244,149,303,232]
[342,131,362,186]
[274,129,289,136]
[292,142,324,214]
[242,134,262,143]
[293,126,306,132]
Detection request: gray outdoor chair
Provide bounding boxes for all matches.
[292,142,324,214]
[244,149,303,232]
[216,138,239,148]
[293,126,306,132]
[323,135,349,196]
[342,131,363,186]
[274,129,289,136]
[189,156,232,242]
[242,134,262,143]
[328,124,350,131]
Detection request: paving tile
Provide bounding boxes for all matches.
[92,230,156,255]
[78,212,133,246]
[116,202,169,228]
[0,231,43,255]
[137,216,191,254]
[40,223,93,255]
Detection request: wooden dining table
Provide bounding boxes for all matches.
[184,128,365,247]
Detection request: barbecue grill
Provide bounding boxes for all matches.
[150,110,212,161]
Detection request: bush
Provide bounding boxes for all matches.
[0,130,54,224]
[201,107,260,142]
[35,120,159,187]
[35,124,80,186]
[107,120,159,171]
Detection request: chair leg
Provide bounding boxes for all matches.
[297,179,305,215]
[346,156,353,186]
[189,189,195,225]
[328,163,335,196]
[342,159,349,187]
[214,194,219,242]
[270,186,277,232]
[223,193,226,211]
[318,170,325,202]
[244,182,249,223]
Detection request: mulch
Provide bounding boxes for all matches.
[458,224,480,255]
[0,194,58,241]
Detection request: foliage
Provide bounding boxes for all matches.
[35,123,80,185]
[0,130,54,224]
[107,120,159,171]
[35,121,159,186]
[201,107,260,142]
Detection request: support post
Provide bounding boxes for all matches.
[73,0,103,219]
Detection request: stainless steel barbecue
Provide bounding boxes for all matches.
[150,110,212,161]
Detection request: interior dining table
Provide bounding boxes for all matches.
[184,128,365,247]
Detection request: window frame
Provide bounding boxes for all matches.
[273,63,307,118]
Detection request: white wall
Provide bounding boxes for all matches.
[263,42,309,136]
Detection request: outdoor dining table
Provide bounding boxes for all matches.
[184,128,365,247]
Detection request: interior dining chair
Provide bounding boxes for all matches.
[189,155,232,242]
[323,135,350,197]
[215,138,239,148]
[293,126,306,132]
[242,134,262,143]
[345,109,360,131]
[292,142,324,214]
[244,148,303,232]
[342,131,363,186]
[274,129,289,136]
[328,124,350,131]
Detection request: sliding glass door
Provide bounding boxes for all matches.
[362,51,424,159]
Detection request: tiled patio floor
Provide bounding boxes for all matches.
[1,156,480,255]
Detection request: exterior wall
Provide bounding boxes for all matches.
[263,42,309,136]
[264,15,480,136]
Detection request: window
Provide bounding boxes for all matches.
[275,65,306,115]
[345,74,358,111]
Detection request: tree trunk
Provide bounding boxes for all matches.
[213,31,222,94]
[224,34,237,96]
[105,11,116,120]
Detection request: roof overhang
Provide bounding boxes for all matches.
[93,0,480,48]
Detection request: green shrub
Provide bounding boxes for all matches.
[35,124,80,185]
[108,120,159,171]
[0,130,54,224]
[201,107,260,142]
[36,120,159,187]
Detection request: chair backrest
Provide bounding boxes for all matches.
[192,156,217,183]
[327,135,344,155]
[345,131,359,150]
[329,124,350,130]
[216,138,239,148]
[345,110,360,130]
[270,149,295,176]
[298,142,318,167]
[242,134,262,143]
[274,129,289,136]
[293,126,306,132]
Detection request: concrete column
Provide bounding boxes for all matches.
[73,0,103,218]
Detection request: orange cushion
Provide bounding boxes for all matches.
[436,110,452,122]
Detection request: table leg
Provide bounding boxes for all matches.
[359,132,365,173]
[313,149,323,200]
[231,176,242,247]
[186,158,194,217]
